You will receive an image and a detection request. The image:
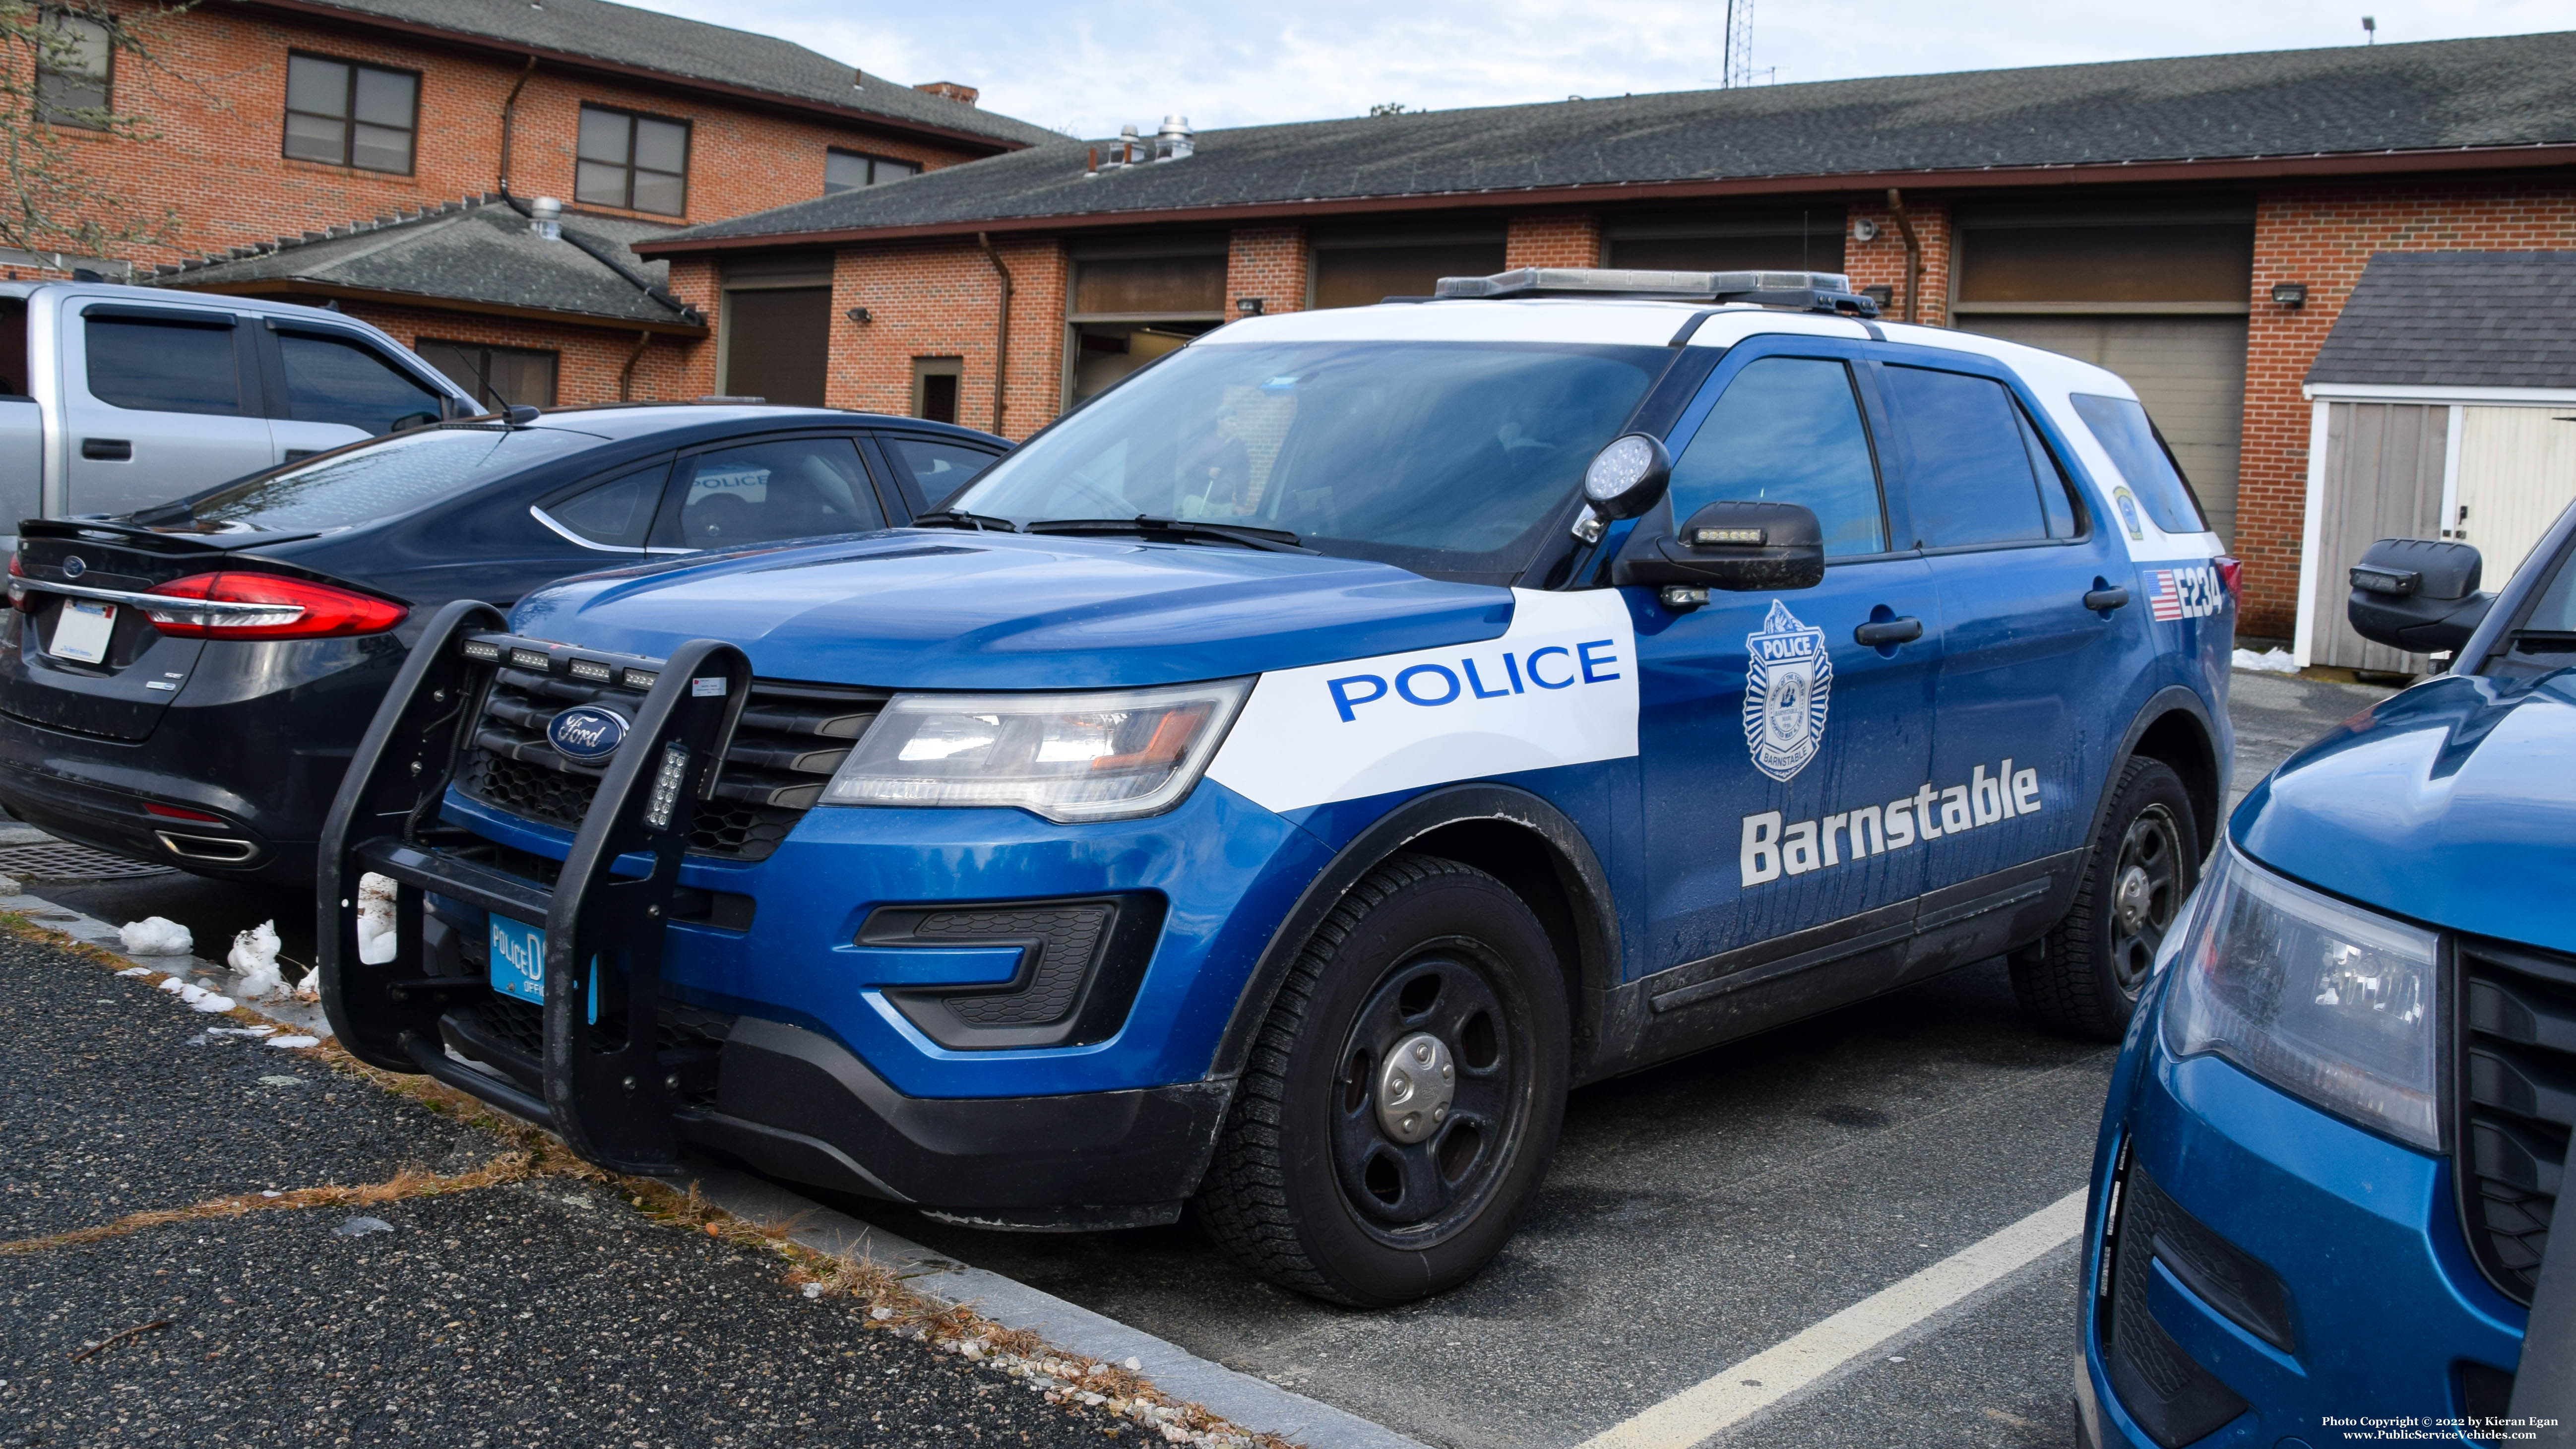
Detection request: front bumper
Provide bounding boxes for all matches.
[2082,1020,2525,1448]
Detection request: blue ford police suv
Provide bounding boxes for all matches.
[2076,503,2576,1446]
[321,268,2238,1305]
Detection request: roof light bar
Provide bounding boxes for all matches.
[1432,267,1881,317]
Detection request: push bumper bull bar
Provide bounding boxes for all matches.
[318,599,751,1174]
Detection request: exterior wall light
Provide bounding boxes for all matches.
[1852,218,1880,242]
[1861,284,1893,308]
[2271,283,2308,308]
[1237,297,1264,315]
[846,307,873,324]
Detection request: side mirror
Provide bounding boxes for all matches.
[1616,500,1826,607]
[1571,434,1673,541]
[2347,537,2492,654]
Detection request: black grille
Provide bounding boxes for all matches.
[2457,937,2576,1306]
[454,661,885,862]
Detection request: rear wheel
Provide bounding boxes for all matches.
[2011,756,2198,1041]
[1197,853,1568,1306]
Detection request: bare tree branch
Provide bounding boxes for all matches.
[0,0,196,255]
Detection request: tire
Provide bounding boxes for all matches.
[1197,853,1570,1306]
[2011,756,2199,1042]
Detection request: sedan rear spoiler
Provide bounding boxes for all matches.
[17,518,319,551]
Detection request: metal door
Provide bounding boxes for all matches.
[2306,402,2447,672]
[59,301,273,516]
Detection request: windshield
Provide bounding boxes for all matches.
[179,426,596,532]
[950,339,1669,581]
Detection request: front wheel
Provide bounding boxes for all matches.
[2011,756,2199,1041]
[1197,853,1569,1306]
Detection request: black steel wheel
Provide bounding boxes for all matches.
[1197,853,1568,1305]
[2012,756,2200,1041]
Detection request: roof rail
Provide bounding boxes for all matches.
[1432,267,1880,317]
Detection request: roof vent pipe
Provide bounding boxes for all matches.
[528,195,563,241]
[1118,123,1140,167]
[1154,116,1194,162]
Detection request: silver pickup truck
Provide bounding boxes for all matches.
[0,280,479,535]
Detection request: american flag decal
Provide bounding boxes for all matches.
[2145,564,2220,622]
[2149,569,2184,621]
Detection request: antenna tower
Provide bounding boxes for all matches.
[1723,0,1754,87]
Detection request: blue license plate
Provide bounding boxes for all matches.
[489,916,546,1004]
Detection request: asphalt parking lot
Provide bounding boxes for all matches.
[1,668,2395,1449]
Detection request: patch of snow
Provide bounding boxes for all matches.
[2234,647,2301,674]
[292,964,322,1002]
[332,1216,394,1237]
[189,993,237,1013]
[357,872,398,965]
[266,1035,320,1049]
[228,920,284,998]
[116,965,152,978]
[118,917,194,955]
[157,976,189,995]
[208,1024,274,1037]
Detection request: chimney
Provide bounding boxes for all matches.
[528,195,563,240]
[1153,116,1194,162]
[915,80,978,108]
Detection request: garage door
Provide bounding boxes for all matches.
[1957,315,2247,546]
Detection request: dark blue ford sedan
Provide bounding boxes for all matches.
[0,404,1007,882]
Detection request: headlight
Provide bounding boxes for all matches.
[820,679,1250,822]
[2162,842,2442,1150]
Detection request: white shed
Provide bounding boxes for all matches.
[2297,252,2576,672]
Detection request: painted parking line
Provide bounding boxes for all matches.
[1576,1187,2090,1449]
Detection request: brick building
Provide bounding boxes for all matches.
[7,0,1055,404]
[634,32,2576,641]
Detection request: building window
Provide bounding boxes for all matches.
[824,150,921,194]
[415,339,559,410]
[35,9,112,127]
[577,105,690,215]
[282,53,418,173]
[912,357,962,424]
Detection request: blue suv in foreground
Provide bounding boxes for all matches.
[321,268,2240,1306]
[2078,501,2576,1446]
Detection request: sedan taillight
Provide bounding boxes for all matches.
[2214,555,2243,603]
[144,572,408,640]
[6,552,25,613]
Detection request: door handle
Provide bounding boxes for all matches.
[2083,586,2131,612]
[1852,616,1924,646]
[80,438,131,461]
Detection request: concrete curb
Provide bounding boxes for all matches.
[3,882,1428,1449]
[681,1162,1433,1449]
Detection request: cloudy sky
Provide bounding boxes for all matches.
[636,0,2572,138]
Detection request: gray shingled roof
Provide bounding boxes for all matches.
[143,195,705,329]
[266,0,1060,147]
[2308,251,2576,389]
[649,30,2576,248]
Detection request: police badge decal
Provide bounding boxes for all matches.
[1743,600,1832,783]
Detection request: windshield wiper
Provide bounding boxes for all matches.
[908,508,1019,533]
[1022,516,1313,554]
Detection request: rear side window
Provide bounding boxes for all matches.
[2071,393,2207,535]
[87,315,246,415]
[276,331,445,433]
[878,434,1000,513]
[1,300,27,396]
[658,437,883,548]
[1670,356,1886,557]
[538,463,666,549]
[1883,365,2054,549]
[186,427,594,532]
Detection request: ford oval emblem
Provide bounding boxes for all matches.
[547,705,630,764]
[60,556,84,579]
